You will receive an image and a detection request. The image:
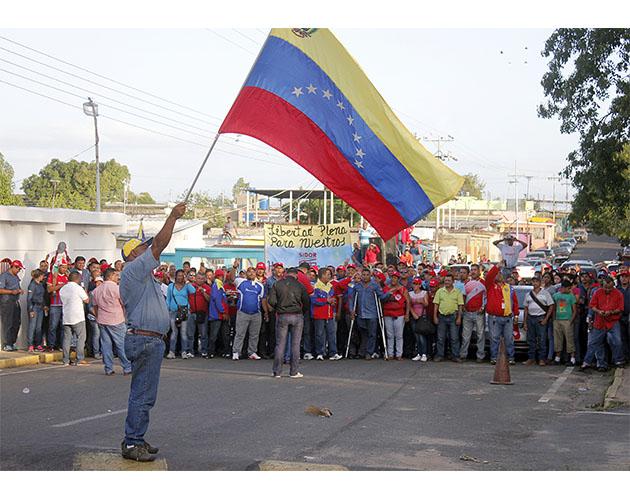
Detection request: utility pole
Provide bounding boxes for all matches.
[83,97,100,211]
[523,175,534,200]
[508,162,520,237]
[422,134,458,162]
[547,176,560,223]
[562,179,571,201]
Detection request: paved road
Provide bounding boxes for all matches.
[1,234,627,471]
[568,232,621,264]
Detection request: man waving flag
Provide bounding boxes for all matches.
[219,28,463,241]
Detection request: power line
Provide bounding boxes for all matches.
[232,29,263,47]
[0,45,220,127]
[0,57,217,133]
[205,29,257,55]
[0,34,222,121]
[0,78,291,168]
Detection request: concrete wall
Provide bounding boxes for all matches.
[0,205,126,347]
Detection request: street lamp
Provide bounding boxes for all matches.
[83,97,100,212]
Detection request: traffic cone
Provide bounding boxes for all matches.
[490,337,513,385]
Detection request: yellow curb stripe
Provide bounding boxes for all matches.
[258,460,347,471]
[74,452,168,471]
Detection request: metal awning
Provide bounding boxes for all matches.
[246,188,329,200]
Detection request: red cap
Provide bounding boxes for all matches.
[256,262,266,270]
[215,269,226,278]
[273,262,284,268]
[11,260,24,269]
[1,257,11,264]
[391,271,401,278]
[611,271,617,277]
[413,277,423,285]
[312,265,319,272]
[620,271,629,277]
[429,279,440,287]
[59,258,69,266]
[347,264,356,269]
[430,270,437,277]
[336,265,346,271]
[100,263,110,273]
[439,269,448,277]
[375,271,386,282]
[88,257,98,264]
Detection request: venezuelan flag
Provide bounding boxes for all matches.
[220,28,463,241]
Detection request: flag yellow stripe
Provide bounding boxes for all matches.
[270,28,463,207]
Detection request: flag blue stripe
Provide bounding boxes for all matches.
[243,35,433,225]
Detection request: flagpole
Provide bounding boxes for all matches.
[183,30,271,204]
[184,132,220,203]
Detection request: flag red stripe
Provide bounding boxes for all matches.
[220,86,407,240]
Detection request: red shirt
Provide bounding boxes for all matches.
[464,279,485,312]
[297,270,314,295]
[589,288,624,330]
[382,286,407,317]
[47,272,68,306]
[223,282,238,317]
[364,246,380,265]
[188,283,211,314]
[484,266,516,317]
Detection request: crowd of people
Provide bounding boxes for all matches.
[1,237,628,375]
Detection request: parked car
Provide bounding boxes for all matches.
[514,261,536,280]
[573,229,588,242]
[555,244,572,256]
[560,260,596,276]
[526,259,553,273]
[526,251,547,260]
[553,256,569,268]
[559,240,575,252]
[540,248,555,260]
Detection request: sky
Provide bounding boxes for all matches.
[0,28,580,204]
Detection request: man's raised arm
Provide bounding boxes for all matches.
[152,203,187,261]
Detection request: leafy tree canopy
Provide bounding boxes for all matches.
[459,173,486,198]
[0,152,23,206]
[539,28,630,243]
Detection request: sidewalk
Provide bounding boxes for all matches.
[604,368,629,409]
[0,349,65,369]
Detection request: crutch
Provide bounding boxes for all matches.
[345,289,359,358]
[374,291,388,360]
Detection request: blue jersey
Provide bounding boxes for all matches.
[235,278,265,314]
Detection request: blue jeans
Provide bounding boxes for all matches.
[47,306,63,348]
[99,323,131,374]
[357,317,378,356]
[314,318,338,356]
[88,318,101,356]
[545,321,554,360]
[169,311,189,354]
[302,312,314,355]
[489,315,515,361]
[27,306,44,347]
[584,323,625,368]
[124,334,165,446]
[273,313,303,376]
[187,313,208,354]
[437,314,460,358]
[526,315,547,361]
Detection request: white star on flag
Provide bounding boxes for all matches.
[306,83,317,94]
[353,132,362,142]
[347,116,354,126]
[291,87,303,97]
[354,160,364,169]
[336,100,345,110]
[322,89,332,99]
[355,148,365,159]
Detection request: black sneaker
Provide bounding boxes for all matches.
[121,441,156,462]
[597,366,609,372]
[141,441,159,454]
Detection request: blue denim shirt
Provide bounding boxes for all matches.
[120,247,170,334]
[347,280,390,319]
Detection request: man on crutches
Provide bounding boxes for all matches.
[348,268,391,360]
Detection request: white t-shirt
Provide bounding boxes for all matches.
[59,281,88,325]
[497,242,524,268]
[523,288,554,316]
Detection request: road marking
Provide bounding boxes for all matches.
[538,367,574,403]
[575,411,630,416]
[0,364,66,376]
[52,409,126,428]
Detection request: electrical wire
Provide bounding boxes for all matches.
[205,29,257,56]
[0,34,223,121]
[0,45,220,126]
[232,29,263,46]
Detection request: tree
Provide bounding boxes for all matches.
[22,158,131,209]
[232,177,250,201]
[178,190,228,228]
[459,173,486,198]
[539,29,630,242]
[128,191,156,204]
[0,152,23,206]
